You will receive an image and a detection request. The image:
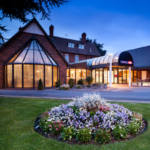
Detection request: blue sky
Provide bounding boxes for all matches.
[1,0,150,54]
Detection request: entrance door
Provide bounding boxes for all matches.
[118,69,123,83]
[123,69,127,83]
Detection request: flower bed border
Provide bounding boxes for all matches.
[34,115,148,146]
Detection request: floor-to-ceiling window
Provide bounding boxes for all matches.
[96,69,99,83]
[99,68,103,83]
[104,69,107,84]
[92,69,95,83]
[5,39,59,89]
[76,69,82,84]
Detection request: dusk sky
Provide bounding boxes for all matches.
[1,0,150,54]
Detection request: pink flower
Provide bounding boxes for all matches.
[56,128,58,130]
[55,126,57,127]
[49,125,52,127]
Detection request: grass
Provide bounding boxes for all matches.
[0,97,150,150]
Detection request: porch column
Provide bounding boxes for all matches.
[109,55,112,87]
[129,67,131,86]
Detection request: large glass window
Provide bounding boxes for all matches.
[114,69,118,84]
[5,39,58,89]
[45,66,52,87]
[70,69,75,79]
[7,65,12,87]
[104,69,107,84]
[35,65,44,87]
[99,68,103,83]
[87,70,91,77]
[67,69,70,77]
[82,69,86,84]
[24,65,33,88]
[53,66,57,86]
[14,65,22,88]
[92,69,95,83]
[76,69,81,84]
[123,69,127,83]
[118,69,122,84]
[96,69,99,83]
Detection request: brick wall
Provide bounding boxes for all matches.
[0,32,68,88]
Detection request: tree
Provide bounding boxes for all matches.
[86,38,107,56]
[0,0,69,42]
[38,79,44,90]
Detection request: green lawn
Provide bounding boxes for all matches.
[0,97,150,150]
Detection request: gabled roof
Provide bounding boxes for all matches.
[50,36,100,56]
[0,18,69,66]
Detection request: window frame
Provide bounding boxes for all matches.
[65,54,69,62]
[75,55,79,62]
[68,43,74,48]
[79,44,84,49]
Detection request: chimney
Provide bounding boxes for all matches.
[19,27,22,31]
[81,32,86,44]
[49,25,54,38]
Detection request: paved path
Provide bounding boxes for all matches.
[0,85,150,103]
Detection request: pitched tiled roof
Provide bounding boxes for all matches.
[0,18,69,66]
[127,45,150,68]
[50,36,100,56]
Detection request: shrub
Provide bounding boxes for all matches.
[61,127,77,140]
[89,111,95,117]
[38,79,44,90]
[113,125,127,140]
[76,128,92,142]
[126,119,141,135]
[76,85,82,89]
[60,84,70,90]
[86,76,93,85]
[77,79,84,85]
[87,85,91,88]
[95,130,111,144]
[68,78,74,88]
[55,78,62,87]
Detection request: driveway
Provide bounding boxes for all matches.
[0,85,150,103]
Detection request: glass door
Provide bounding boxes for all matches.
[104,69,107,84]
[118,69,123,83]
[123,69,127,83]
[99,68,103,83]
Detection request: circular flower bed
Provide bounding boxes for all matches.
[35,93,147,145]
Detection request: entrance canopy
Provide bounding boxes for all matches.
[70,51,133,68]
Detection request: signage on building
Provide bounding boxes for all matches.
[114,75,118,77]
[120,60,133,65]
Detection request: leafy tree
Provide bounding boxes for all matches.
[86,38,107,56]
[0,0,69,42]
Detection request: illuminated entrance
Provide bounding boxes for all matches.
[92,68,138,84]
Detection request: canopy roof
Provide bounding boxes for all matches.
[7,39,57,66]
[70,52,122,66]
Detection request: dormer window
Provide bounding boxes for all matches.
[90,47,92,52]
[68,43,74,48]
[79,44,84,49]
